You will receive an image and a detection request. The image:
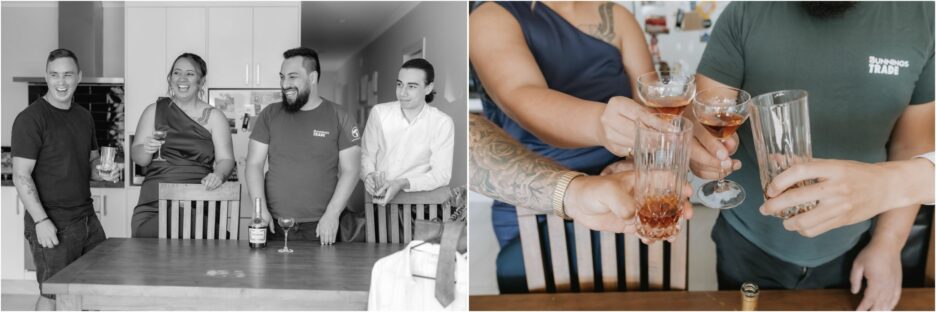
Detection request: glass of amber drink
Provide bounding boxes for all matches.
[636,70,696,116]
[693,87,752,210]
[634,113,693,240]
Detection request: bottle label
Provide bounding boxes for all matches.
[249,228,266,244]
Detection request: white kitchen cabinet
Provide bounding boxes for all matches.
[125,7,167,133]
[166,8,208,73]
[207,7,254,89]
[1,187,25,280]
[252,7,300,88]
[208,6,299,89]
[91,188,128,238]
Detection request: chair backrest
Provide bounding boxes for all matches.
[515,206,688,293]
[364,186,453,244]
[158,183,242,240]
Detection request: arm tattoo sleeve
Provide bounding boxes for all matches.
[469,114,570,212]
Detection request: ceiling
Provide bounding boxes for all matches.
[301,1,419,72]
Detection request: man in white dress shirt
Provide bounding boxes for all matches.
[361,58,455,205]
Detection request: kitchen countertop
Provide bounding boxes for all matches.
[1,180,124,188]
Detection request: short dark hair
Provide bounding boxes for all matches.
[47,48,80,72]
[283,47,322,81]
[401,58,436,103]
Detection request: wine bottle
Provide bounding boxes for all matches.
[249,197,267,248]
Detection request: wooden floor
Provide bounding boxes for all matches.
[1,294,40,311]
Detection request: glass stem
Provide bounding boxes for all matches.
[284,232,289,250]
[716,138,729,192]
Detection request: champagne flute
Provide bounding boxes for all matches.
[692,87,752,209]
[152,130,168,161]
[636,69,696,116]
[278,217,296,254]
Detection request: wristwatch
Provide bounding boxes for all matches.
[552,171,586,220]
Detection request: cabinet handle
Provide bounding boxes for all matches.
[16,197,21,215]
[101,195,107,216]
[245,64,250,86]
[256,64,261,86]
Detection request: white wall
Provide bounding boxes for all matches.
[1,2,59,146]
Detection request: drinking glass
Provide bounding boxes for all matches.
[278,217,296,254]
[693,87,752,209]
[98,146,117,178]
[372,171,387,202]
[634,113,693,240]
[750,90,816,219]
[636,69,696,116]
[152,129,168,161]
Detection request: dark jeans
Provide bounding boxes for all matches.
[712,215,869,290]
[24,213,107,299]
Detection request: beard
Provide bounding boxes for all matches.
[282,86,310,113]
[800,2,858,18]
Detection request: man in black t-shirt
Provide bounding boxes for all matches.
[11,49,110,310]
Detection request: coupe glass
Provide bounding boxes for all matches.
[277,217,296,254]
[152,130,168,161]
[636,69,696,116]
[692,87,752,210]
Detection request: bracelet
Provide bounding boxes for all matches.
[552,171,586,220]
[34,217,50,225]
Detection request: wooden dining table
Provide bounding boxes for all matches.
[470,288,936,311]
[43,238,403,310]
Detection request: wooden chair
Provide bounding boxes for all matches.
[364,186,454,244]
[157,183,242,240]
[515,206,689,293]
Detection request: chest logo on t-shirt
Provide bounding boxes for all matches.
[868,56,909,76]
[313,129,330,138]
[351,127,360,139]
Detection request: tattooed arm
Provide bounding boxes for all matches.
[13,157,59,248]
[469,115,696,233]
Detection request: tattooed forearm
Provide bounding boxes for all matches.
[580,2,616,45]
[469,114,571,212]
[13,172,48,220]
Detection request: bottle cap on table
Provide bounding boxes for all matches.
[740,282,759,311]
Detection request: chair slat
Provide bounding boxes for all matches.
[648,242,664,290]
[158,200,168,239]
[377,204,387,243]
[416,204,425,220]
[600,231,617,291]
[573,222,594,292]
[624,235,640,290]
[390,204,400,244]
[670,219,688,290]
[927,220,935,287]
[182,201,192,239]
[218,201,228,240]
[403,204,412,244]
[442,203,451,221]
[170,201,180,239]
[229,200,240,240]
[365,203,376,243]
[517,209,546,293]
[195,201,204,239]
[207,201,217,240]
[546,215,571,292]
[429,204,438,220]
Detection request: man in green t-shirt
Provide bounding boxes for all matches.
[692,2,934,310]
[246,47,362,246]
